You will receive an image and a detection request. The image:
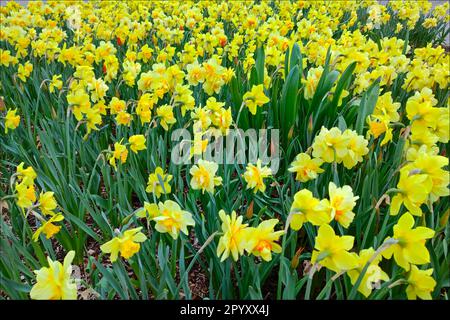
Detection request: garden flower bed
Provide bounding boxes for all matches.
[0,0,449,301]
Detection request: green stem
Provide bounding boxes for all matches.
[304,263,319,300]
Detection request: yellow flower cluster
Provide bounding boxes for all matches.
[66,66,106,135]
[289,126,370,185]
[310,211,435,298]
[13,163,64,242]
[312,127,369,169]
[388,88,450,216]
[290,182,358,230]
[217,210,284,262]
[108,135,146,170]
[191,96,233,137]
[1,0,447,301]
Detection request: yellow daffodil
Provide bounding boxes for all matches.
[409,123,440,148]
[367,115,393,146]
[109,97,126,115]
[192,107,212,132]
[432,107,449,143]
[145,167,172,198]
[100,227,147,262]
[205,97,225,113]
[382,212,435,271]
[15,182,37,210]
[288,153,324,182]
[0,49,14,67]
[243,159,272,193]
[186,60,205,86]
[243,84,270,115]
[311,224,358,273]
[137,44,153,63]
[115,110,132,126]
[402,152,449,203]
[85,107,102,134]
[390,168,432,216]
[152,200,195,239]
[67,89,90,121]
[245,219,284,261]
[32,213,64,242]
[73,66,94,82]
[405,265,436,300]
[49,75,63,93]
[190,133,209,157]
[156,104,176,131]
[373,92,400,122]
[136,93,156,124]
[190,159,222,194]
[128,134,146,154]
[217,210,251,262]
[16,162,37,186]
[212,107,232,134]
[289,189,331,230]
[136,202,160,220]
[109,141,128,170]
[4,109,20,133]
[38,191,58,216]
[340,129,369,169]
[30,251,77,300]
[17,61,33,82]
[312,127,348,163]
[174,87,193,114]
[303,66,323,100]
[87,78,108,103]
[406,88,440,129]
[347,248,389,298]
[320,182,358,228]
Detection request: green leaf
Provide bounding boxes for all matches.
[280,65,300,149]
[354,78,381,135]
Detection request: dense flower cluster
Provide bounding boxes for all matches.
[0,1,448,301]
